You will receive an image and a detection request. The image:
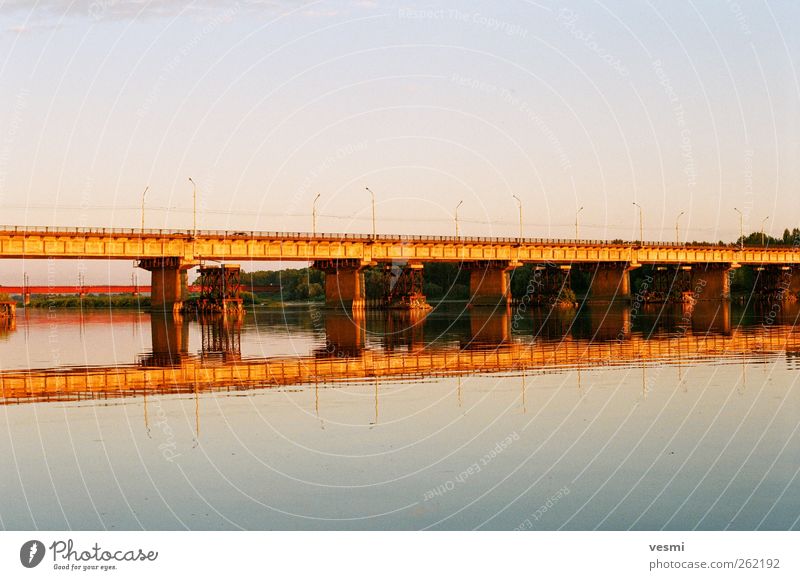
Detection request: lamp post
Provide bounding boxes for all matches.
[632,202,643,243]
[188,177,197,237]
[365,187,376,239]
[761,215,769,246]
[512,194,523,241]
[455,200,463,238]
[140,186,149,234]
[575,206,583,239]
[312,193,321,236]
[675,210,685,245]
[734,207,743,249]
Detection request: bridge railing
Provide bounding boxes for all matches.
[0,225,780,251]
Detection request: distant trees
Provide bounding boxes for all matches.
[736,227,800,248]
[238,268,325,301]
[27,295,148,308]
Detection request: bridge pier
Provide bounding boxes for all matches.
[585,262,634,302]
[466,260,520,308]
[690,263,734,300]
[0,300,16,320]
[313,259,367,311]
[138,257,192,315]
[383,262,430,310]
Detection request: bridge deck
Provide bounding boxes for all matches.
[1,226,798,265]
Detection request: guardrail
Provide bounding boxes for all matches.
[0,225,781,251]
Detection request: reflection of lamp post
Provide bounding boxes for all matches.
[512,194,523,241]
[188,177,197,236]
[365,187,376,239]
[575,206,583,239]
[140,186,149,234]
[675,210,685,245]
[455,200,463,238]
[312,193,321,236]
[734,207,743,249]
[761,215,770,246]
[632,202,643,243]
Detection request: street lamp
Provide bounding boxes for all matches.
[761,215,770,246]
[140,185,149,234]
[675,210,685,245]
[365,187,376,239]
[512,194,523,241]
[455,200,463,238]
[575,206,584,239]
[734,207,743,249]
[188,177,197,237]
[632,202,643,243]
[312,193,321,236]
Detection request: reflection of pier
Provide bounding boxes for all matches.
[140,313,190,366]
[2,303,796,406]
[139,313,242,366]
[465,306,511,347]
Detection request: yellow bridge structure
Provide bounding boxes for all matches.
[3,225,800,311]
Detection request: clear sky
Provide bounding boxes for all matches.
[0,0,798,282]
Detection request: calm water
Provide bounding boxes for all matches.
[1,301,800,530]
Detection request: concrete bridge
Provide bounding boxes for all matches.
[3,225,799,312]
[0,304,794,406]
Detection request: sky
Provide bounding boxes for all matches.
[0,0,798,282]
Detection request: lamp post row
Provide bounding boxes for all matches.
[136,185,771,246]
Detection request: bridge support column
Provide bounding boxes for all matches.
[313,259,367,311]
[586,262,634,302]
[690,263,734,300]
[465,261,520,308]
[383,262,430,310]
[138,257,192,314]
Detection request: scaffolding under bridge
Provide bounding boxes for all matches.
[183,264,244,315]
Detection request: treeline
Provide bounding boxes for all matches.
[240,268,325,301]
[737,228,800,247]
[239,264,556,301]
[26,295,150,309]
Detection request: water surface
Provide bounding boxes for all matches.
[1,302,799,530]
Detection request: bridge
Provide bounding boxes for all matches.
[3,225,800,312]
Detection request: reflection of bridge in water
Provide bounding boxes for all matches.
[2,302,799,406]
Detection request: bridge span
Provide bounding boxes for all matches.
[3,225,800,312]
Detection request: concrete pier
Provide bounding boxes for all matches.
[313,259,367,311]
[138,257,191,314]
